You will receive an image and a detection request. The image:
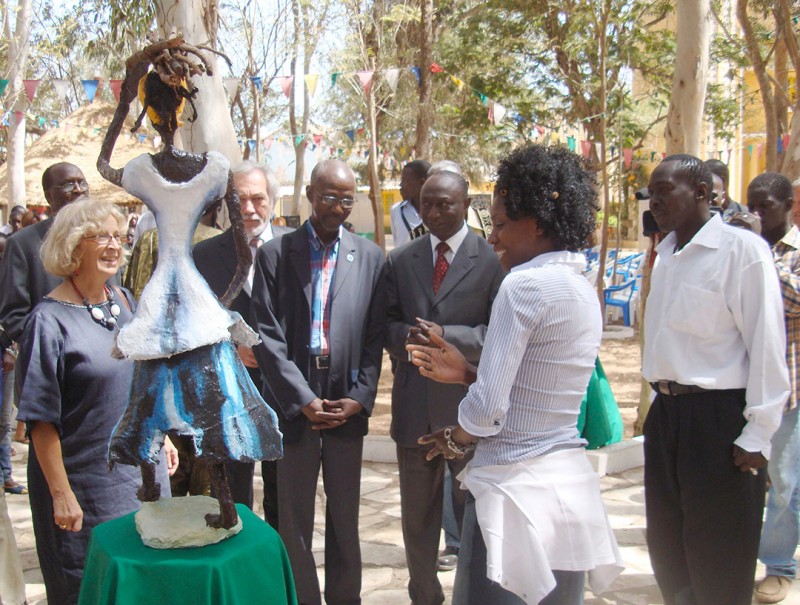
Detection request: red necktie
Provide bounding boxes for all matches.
[249,237,261,261]
[433,242,450,294]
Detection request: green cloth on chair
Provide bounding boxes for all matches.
[578,358,624,450]
[78,504,297,605]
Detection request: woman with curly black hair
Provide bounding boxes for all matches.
[409,144,623,605]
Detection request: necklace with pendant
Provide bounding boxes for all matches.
[70,278,121,330]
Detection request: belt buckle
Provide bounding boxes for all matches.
[657,380,672,396]
[315,355,330,370]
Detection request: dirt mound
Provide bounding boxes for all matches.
[0,101,156,209]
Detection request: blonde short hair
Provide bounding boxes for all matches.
[41,198,128,278]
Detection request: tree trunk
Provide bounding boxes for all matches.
[414,0,434,160]
[366,82,385,251]
[155,0,241,163]
[664,0,711,155]
[738,0,779,171]
[5,0,32,210]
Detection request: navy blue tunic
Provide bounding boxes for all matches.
[17,294,170,605]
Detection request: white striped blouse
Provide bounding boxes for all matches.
[458,250,602,467]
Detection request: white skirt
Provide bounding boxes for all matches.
[460,447,624,605]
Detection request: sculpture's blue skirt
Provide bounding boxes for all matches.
[108,340,283,466]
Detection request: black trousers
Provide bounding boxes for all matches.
[643,389,766,605]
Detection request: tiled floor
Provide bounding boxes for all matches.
[6,444,800,604]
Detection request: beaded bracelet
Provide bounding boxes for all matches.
[443,426,476,455]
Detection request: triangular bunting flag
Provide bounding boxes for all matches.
[250,76,263,94]
[409,67,421,86]
[345,129,355,142]
[384,68,400,93]
[138,133,146,143]
[430,63,444,73]
[224,78,240,99]
[81,79,99,103]
[278,76,294,98]
[14,111,24,125]
[304,74,319,97]
[357,127,366,137]
[450,76,464,90]
[356,71,374,95]
[623,148,633,169]
[567,136,576,152]
[52,79,70,100]
[248,140,256,152]
[331,72,340,87]
[294,134,306,147]
[313,133,323,145]
[488,101,495,124]
[474,90,488,106]
[581,140,592,158]
[594,142,602,160]
[23,80,40,102]
[783,134,791,149]
[154,135,162,148]
[493,102,507,124]
[264,137,274,151]
[109,80,123,102]
[0,80,8,97]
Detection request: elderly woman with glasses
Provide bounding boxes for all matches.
[16,198,175,605]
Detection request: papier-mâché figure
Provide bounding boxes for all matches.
[97,38,282,532]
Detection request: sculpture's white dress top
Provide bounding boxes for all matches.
[115,151,256,360]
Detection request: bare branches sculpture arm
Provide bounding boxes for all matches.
[219,172,252,308]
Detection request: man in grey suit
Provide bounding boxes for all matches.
[251,159,386,605]
[385,171,505,605]
[193,160,291,528]
[0,163,89,367]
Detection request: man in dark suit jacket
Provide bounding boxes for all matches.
[385,171,505,605]
[0,163,89,364]
[251,159,385,605]
[193,161,291,527]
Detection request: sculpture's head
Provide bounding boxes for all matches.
[135,70,198,137]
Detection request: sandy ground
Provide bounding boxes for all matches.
[370,332,642,438]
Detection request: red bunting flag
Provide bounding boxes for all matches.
[23,80,39,102]
[109,80,123,102]
[581,140,592,158]
[313,133,323,145]
[356,71,374,95]
[278,76,294,98]
[623,148,633,169]
[430,63,444,73]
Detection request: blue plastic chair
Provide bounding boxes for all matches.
[604,279,637,326]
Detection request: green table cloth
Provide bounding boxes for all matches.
[78,504,297,605]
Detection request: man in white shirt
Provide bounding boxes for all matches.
[642,155,790,605]
[390,160,431,247]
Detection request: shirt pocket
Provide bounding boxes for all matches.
[667,283,724,339]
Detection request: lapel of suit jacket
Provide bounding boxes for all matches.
[289,225,312,307]
[410,234,435,305]
[332,229,357,300]
[433,231,478,306]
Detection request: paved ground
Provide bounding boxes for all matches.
[6,443,800,604]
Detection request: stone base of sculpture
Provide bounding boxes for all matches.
[135,496,243,549]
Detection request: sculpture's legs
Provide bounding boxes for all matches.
[205,462,238,529]
[138,462,162,502]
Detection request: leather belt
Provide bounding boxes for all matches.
[651,380,708,396]
[312,355,330,370]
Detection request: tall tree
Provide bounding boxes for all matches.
[153,0,240,162]
[665,0,712,155]
[287,0,330,216]
[4,0,33,208]
[414,0,434,160]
